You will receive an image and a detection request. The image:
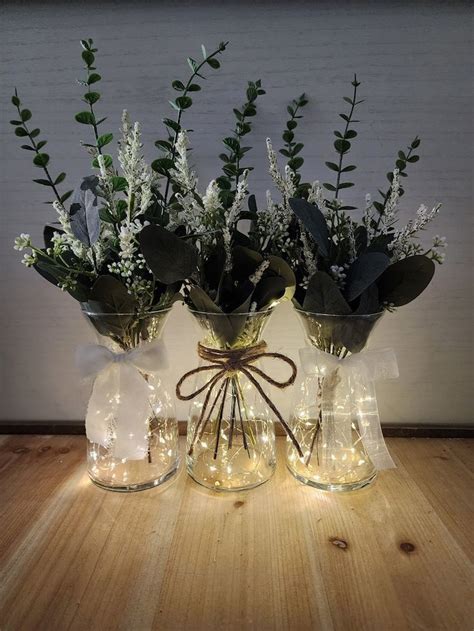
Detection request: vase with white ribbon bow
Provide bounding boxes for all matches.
[287,310,397,492]
[78,306,179,491]
[177,308,299,491]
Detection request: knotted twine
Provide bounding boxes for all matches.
[176,341,303,457]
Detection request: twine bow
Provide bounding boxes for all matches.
[176,341,303,457]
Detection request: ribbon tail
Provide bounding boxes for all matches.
[352,378,395,470]
[112,364,152,460]
[320,370,353,472]
[85,364,120,449]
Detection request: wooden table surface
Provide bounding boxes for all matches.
[0,435,472,631]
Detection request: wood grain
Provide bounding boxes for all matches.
[0,435,472,631]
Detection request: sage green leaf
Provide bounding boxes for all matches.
[377,255,435,307]
[84,92,100,105]
[87,73,101,84]
[97,133,113,147]
[75,111,95,125]
[111,176,128,192]
[139,224,198,284]
[92,154,112,169]
[345,252,391,302]
[33,153,49,167]
[289,198,329,257]
[303,272,351,315]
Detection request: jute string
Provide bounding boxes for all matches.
[176,341,303,457]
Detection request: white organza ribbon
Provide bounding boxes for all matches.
[76,339,168,460]
[299,346,398,470]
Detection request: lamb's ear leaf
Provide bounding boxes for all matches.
[303,271,351,315]
[139,224,198,284]
[289,198,329,257]
[345,252,391,302]
[267,254,296,301]
[377,255,435,306]
[69,176,101,247]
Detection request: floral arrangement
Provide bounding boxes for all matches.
[12,39,295,348]
[248,76,445,324]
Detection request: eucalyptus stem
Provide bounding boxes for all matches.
[162,42,229,206]
[333,79,359,200]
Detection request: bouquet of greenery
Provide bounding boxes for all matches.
[249,77,445,324]
[11,38,235,346]
[139,79,296,349]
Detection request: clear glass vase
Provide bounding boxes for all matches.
[81,306,179,492]
[181,309,278,491]
[287,309,384,492]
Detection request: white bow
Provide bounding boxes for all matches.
[76,339,168,460]
[299,346,398,470]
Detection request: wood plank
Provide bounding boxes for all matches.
[390,437,474,560]
[0,436,472,631]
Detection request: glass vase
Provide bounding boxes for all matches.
[80,306,179,492]
[181,309,279,491]
[287,310,384,492]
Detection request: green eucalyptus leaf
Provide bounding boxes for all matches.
[345,252,391,302]
[139,224,198,284]
[354,284,381,315]
[175,96,192,110]
[84,91,100,105]
[75,111,95,125]
[111,176,128,192]
[92,154,112,169]
[97,133,113,148]
[252,276,286,310]
[82,50,95,66]
[267,254,296,301]
[377,255,435,307]
[87,73,101,84]
[334,138,351,153]
[303,272,351,315]
[33,153,49,167]
[288,198,329,257]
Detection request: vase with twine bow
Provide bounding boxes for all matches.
[177,308,301,491]
[287,310,398,492]
[78,305,179,491]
